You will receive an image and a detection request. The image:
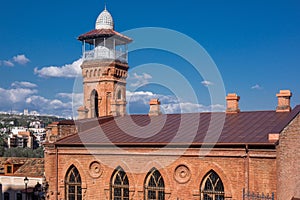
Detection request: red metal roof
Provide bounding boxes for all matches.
[78,29,132,44]
[55,106,300,147]
[58,120,75,126]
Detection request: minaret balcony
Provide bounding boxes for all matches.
[83,48,128,63]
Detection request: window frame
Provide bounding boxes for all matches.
[110,166,129,200]
[200,170,225,200]
[16,193,22,200]
[65,165,82,200]
[144,168,165,200]
[4,192,10,200]
[5,164,13,174]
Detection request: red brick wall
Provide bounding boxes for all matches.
[277,114,300,200]
[44,146,277,200]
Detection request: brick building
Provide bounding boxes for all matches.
[44,7,300,200]
[0,157,44,200]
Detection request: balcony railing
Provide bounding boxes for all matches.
[83,48,127,63]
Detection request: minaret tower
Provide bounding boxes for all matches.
[77,7,132,119]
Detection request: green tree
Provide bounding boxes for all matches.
[0,133,8,156]
[3,146,44,158]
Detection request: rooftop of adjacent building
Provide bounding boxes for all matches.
[0,157,44,177]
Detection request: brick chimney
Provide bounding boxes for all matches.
[149,99,161,116]
[226,93,240,113]
[77,106,89,119]
[276,90,292,112]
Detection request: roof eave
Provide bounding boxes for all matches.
[54,142,276,148]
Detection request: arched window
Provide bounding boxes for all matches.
[117,90,122,100]
[65,165,82,200]
[111,167,129,200]
[91,90,99,118]
[16,193,22,200]
[144,168,165,200]
[107,68,111,76]
[4,192,9,200]
[200,170,224,200]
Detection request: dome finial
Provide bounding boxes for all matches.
[95,5,114,30]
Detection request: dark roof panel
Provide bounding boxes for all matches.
[56,106,300,146]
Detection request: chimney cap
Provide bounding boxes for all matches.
[149,99,161,105]
[226,93,240,100]
[149,99,161,116]
[276,90,292,97]
[226,93,240,114]
[77,106,88,112]
[276,89,292,112]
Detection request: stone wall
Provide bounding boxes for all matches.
[277,114,300,200]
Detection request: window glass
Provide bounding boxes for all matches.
[111,167,129,200]
[200,170,224,200]
[144,168,165,200]
[65,166,82,200]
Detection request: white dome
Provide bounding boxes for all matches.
[95,7,114,30]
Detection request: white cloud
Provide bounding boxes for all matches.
[13,54,30,65]
[0,82,79,118]
[0,87,38,110]
[251,84,263,90]
[3,60,14,67]
[34,58,83,78]
[25,95,73,117]
[161,102,225,114]
[126,90,156,104]
[201,80,214,87]
[11,81,37,88]
[56,92,83,109]
[126,90,225,114]
[0,54,30,67]
[129,72,152,87]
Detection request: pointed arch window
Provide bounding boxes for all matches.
[117,89,122,100]
[65,165,82,200]
[144,168,165,200]
[111,167,129,200]
[91,90,99,118]
[200,170,224,200]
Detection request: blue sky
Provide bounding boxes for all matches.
[0,0,300,118]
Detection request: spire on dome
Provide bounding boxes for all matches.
[95,6,114,30]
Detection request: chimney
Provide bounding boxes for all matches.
[77,106,89,119]
[276,90,292,112]
[226,93,240,113]
[149,99,161,116]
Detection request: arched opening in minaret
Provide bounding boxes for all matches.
[106,92,111,116]
[90,89,99,118]
[117,89,122,100]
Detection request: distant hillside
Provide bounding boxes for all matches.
[0,113,65,128]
